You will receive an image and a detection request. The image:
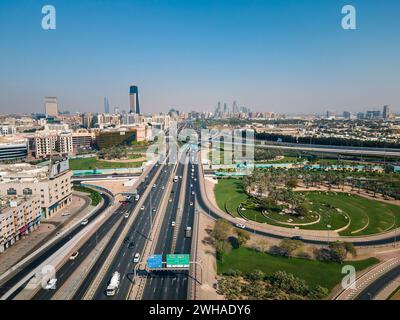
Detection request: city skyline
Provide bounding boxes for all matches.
[1,0,400,115]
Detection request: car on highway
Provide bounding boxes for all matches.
[171,221,176,227]
[152,208,156,212]
[169,198,172,202]
[69,251,79,260]
[140,206,145,210]
[191,191,195,195]
[190,202,193,206]
[133,253,140,263]
[81,219,89,225]
[44,278,57,290]
[61,211,70,217]
[128,242,135,249]
[235,223,246,229]
[161,186,165,190]
[124,213,130,219]
[291,236,303,241]
[153,184,157,188]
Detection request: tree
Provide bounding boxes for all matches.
[278,238,304,257]
[235,229,251,247]
[212,219,232,242]
[286,178,298,189]
[215,240,232,262]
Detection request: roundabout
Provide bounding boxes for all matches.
[215,179,400,238]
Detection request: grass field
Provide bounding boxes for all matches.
[214,179,400,235]
[214,179,249,217]
[73,186,102,206]
[69,157,143,170]
[218,247,379,291]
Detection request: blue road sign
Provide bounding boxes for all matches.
[147,254,163,269]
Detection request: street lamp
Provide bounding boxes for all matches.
[327,224,332,244]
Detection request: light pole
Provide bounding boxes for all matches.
[327,224,331,244]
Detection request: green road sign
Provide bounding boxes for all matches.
[166,254,190,268]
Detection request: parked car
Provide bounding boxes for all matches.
[235,223,246,229]
[61,211,70,217]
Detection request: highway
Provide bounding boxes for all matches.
[92,162,174,299]
[31,162,161,299]
[356,265,400,300]
[141,150,196,300]
[0,191,112,299]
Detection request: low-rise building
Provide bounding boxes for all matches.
[0,158,72,219]
[0,195,42,253]
[0,136,28,162]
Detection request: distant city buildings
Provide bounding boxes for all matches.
[44,97,58,117]
[129,85,140,114]
[383,105,394,120]
[104,97,110,114]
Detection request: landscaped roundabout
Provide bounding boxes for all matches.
[215,177,400,237]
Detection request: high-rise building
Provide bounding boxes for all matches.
[232,100,238,114]
[129,85,140,114]
[104,97,110,114]
[383,105,393,120]
[44,97,58,117]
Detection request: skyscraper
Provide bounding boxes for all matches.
[44,97,58,117]
[383,105,393,120]
[129,85,140,114]
[104,97,110,114]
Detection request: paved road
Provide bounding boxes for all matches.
[31,162,161,300]
[141,151,195,300]
[356,265,400,300]
[92,163,174,300]
[0,192,112,300]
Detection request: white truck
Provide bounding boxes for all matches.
[106,272,120,296]
[185,226,192,238]
[173,176,178,182]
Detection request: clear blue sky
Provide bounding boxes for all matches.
[0,0,399,114]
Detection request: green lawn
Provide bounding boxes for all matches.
[73,186,102,206]
[214,179,249,217]
[303,191,400,236]
[214,179,400,236]
[218,247,379,291]
[69,157,143,170]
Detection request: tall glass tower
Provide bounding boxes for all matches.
[129,85,140,114]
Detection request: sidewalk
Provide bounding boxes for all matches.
[195,211,223,300]
[0,193,90,276]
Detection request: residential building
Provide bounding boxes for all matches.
[0,195,42,253]
[0,158,73,219]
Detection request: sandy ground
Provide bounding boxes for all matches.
[196,212,224,300]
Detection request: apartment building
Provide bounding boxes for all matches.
[0,195,42,253]
[34,130,73,158]
[0,159,72,219]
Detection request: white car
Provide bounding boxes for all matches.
[169,198,172,202]
[190,202,193,206]
[133,253,140,263]
[81,219,89,225]
[69,251,79,260]
[191,191,195,195]
[140,206,145,211]
[44,278,57,290]
[61,211,70,217]
[124,213,130,219]
[171,221,176,227]
[235,223,246,229]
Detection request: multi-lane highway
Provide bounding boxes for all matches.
[141,150,196,300]
[33,162,161,300]
[356,265,400,300]
[92,162,174,299]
